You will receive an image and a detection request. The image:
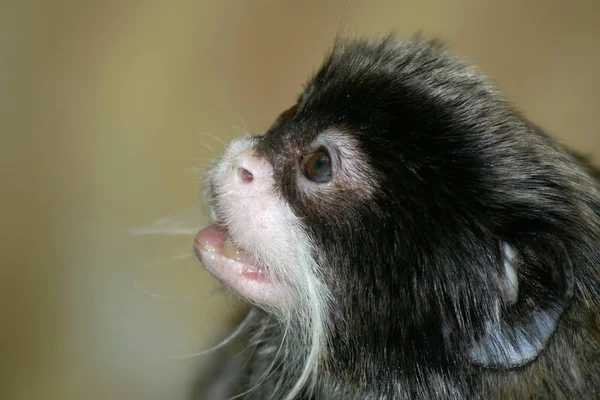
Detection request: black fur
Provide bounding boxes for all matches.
[200,37,600,399]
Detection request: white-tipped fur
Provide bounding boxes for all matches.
[207,135,332,399]
[501,242,519,306]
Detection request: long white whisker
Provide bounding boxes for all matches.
[237,315,272,367]
[124,227,199,235]
[229,321,289,400]
[168,308,257,359]
[200,142,214,151]
[200,131,228,147]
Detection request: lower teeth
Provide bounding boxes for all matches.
[223,237,239,258]
[223,237,266,275]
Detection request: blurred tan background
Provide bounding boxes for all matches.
[1,1,599,399]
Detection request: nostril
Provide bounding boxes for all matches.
[237,167,254,183]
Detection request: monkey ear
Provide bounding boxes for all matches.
[467,235,575,369]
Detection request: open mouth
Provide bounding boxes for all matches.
[194,223,279,303]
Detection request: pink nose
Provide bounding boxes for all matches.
[237,167,254,183]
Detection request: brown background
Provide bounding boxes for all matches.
[1,1,599,399]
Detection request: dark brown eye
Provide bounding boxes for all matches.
[303,149,332,183]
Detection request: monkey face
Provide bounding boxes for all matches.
[195,38,580,393]
[194,128,380,324]
[196,38,519,323]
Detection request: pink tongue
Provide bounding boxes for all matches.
[195,224,264,272]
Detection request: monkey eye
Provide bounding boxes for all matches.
[302,148,332,183]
